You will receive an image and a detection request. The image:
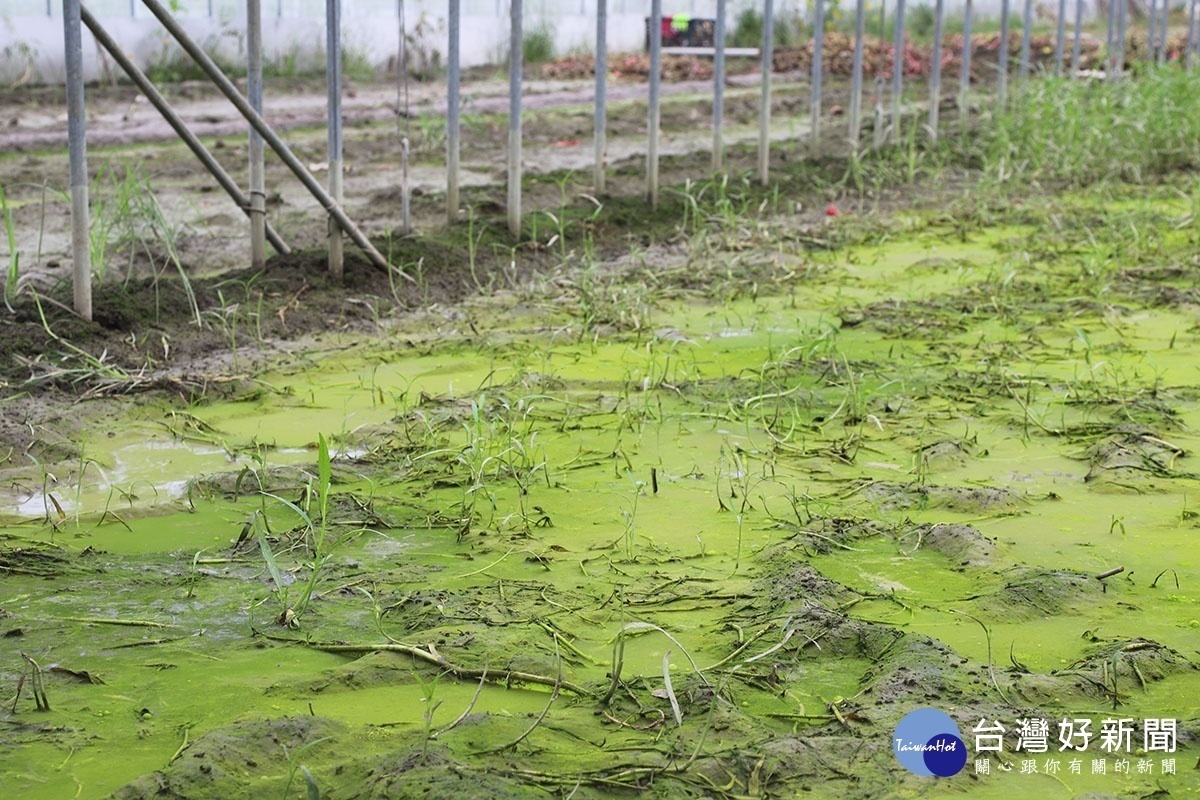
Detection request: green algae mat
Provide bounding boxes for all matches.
[4,183,1200,799]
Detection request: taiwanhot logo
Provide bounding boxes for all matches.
[893,708,968,777]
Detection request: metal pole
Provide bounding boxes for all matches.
[447,0,460,222]
[326,0,343,277]
[928,0,944,141]
[998,0,1010,104]
[959,0,972,120]
[398,0,411,236]
[890,0,905,144]
[1149,0,1159,61]
[82,7,289,254]
[508,0,523,236]
[810,0,825,142]
[1054,0,1066,74]
[248,0,266,268]
[712,0,726,170]
[758,0,774,184]
[648,0,661,209]
[1070,0,1083,75]
[139,0,393,273]
[1189,0,1199,67]
[1019,0,1033,79]
[1105,0,1116,73]
[595,0,608,189]
[849,0,866,146]
[1159,0,1169,64]
[65,0,91,321]
[1116,0,1127,79]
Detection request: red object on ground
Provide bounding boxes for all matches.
[825,203,840,217]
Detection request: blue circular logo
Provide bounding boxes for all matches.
[893,708,967,777]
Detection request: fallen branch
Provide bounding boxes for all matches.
[252,629,592,696]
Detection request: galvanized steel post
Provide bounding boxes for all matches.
[139,0,392,273]
[447,0,460,222]
[1105,0,1115,69]
[849,0,866,147]
[890,0,906,144]
[1158,0,1168,64]
[712,0,726,170]
[508,0,523,236]
[759,0,775,183]
[1070,0,1083,75]
[398,0,411,236]
[998,0,1010,104]
[928,0,944,141]
[248,0,267,268]
[959,0,973,120]
[1054,0,1066,74]
[647,0,662,209]
[1189,0,1199,67]
[1019,0,1033,80]
[82,6,290,254]
[810,0,825,142]
[1115,0,1127,80]
[595,0,607,191]
[1150,0,1159,61]
[326,0,344,278]
[64,0,92,320]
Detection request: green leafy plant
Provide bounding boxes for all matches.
[0,183,18,311]
[259,434,361,628]
[522,23,555,64]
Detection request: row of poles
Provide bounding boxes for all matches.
[61,0,1200,320]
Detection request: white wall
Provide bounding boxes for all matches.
[1,0,1098,85]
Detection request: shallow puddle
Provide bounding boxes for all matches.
[4,184,1200,798]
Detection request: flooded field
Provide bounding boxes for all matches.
[4,69,1200,799]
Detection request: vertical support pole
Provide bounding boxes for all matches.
[959,0,972,119]
[1105,0,1116,73]
[758,0,774,184]
[890,0,906,144]
[326,0,344,278]
[998,0,1010,104]
[647,0,661,209]
[1070,0,1083,75]
[595,0,608,190]
[1149,0,1159,62]
[508,0,523,237]
[248,0,267,269]
[1188,0,1199,68]
[1019,0,1033,80]
[1054,0,1066,74]
[849,0,866,147]
[397,1,411,236]
[1159,0,1169,64]
[810,0,825,142]
[928,0,944,141]
[1116,0,1127,79]
[447,0,460,223]
[508,0,523,236]
[712,0,726,171]
[64,0,92,321]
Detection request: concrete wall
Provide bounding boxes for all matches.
[2,0,1098,85]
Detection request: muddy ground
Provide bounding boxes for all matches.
[3,49,1200,800]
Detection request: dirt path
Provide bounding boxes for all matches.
[0,71,780,151]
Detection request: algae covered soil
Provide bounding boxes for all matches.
[6,102,1200,800]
